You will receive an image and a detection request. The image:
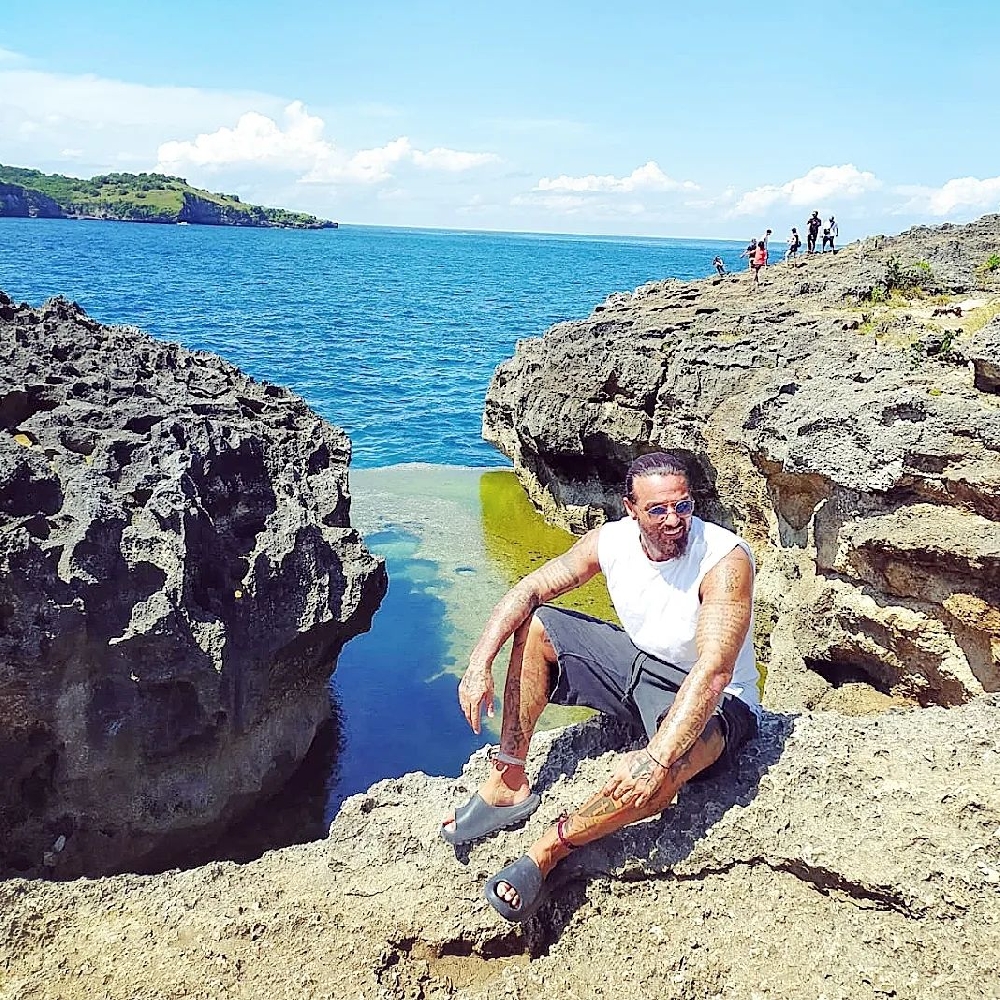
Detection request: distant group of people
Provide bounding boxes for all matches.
[713,211,839,289]
[793,210,839,257]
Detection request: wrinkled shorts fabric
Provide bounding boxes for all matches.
[536,605,758,781]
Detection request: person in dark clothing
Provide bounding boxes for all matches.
[786,227,802,261]
[713,256,727,276]
[806,211,822,254]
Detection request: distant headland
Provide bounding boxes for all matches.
[0,164,338,229]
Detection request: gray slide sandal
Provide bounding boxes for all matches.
[440,792,541,845]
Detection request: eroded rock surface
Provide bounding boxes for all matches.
[0,292,387,877]
[1,698,997,999]
[483,214,1000,713]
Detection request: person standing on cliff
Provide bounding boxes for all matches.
[786,227,802,261]
[806,211,822,254]
[751,239,768,288]
[822,216,839,253]
[441,452,760,923]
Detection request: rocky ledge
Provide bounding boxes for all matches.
[0,292,386,877]
[1,697,997,999]
[484,214,1000,715]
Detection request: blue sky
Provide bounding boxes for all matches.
[2,1,999,238]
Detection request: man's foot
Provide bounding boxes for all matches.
[484,847,555,922]
[487,815,578,917]
[440,764,538,845]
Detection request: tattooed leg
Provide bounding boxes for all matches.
[443,615,556,832]
[490,718,725,910]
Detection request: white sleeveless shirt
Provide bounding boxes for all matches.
[597,516,761,712]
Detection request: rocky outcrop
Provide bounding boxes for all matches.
[0,182,64,218]
[0,291,386,877]
[483,214,1000,715]
[1,697,997,999]
[176,192,338,228]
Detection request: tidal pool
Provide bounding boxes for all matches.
[326,465,615,819]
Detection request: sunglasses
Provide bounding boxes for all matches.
[644,499,695,518]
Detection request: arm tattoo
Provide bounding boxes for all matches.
[578,795,619,819]
[647,549,752,769]
[470,531,600,666]
[629,754,656,780]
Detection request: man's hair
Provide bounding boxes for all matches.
[625,452,690,500]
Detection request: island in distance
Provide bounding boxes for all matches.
[0,164,338,229]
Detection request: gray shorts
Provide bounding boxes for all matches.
[536,605,757,780]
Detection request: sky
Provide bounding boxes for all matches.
[2,0,999,239]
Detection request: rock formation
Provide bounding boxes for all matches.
[1,698,997,998]
[483,214,1000,715]
[0,182,63,219]
[0,292,386,877]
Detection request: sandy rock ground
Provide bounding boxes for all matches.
[2,698,998,1000]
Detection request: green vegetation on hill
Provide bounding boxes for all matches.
[0,165,336,229]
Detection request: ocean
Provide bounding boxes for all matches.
[1,218,743,859]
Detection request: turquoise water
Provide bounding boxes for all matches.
[1,218,741,467]
[1,219,741,852]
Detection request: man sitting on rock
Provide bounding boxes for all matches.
[441,451,760,921]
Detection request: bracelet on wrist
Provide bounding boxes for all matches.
[645,748,667,768]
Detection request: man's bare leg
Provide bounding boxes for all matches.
[442,615,555,833]
[490,717,725,909]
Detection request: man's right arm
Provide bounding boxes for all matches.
[459,527,602,732]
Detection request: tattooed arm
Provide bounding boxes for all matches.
[458,528,602,732]
[646,545,753,767]
[605,544,753,807]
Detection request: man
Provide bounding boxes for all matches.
[713,256,727,276]
[822,216,839,253]
[806,211,822,254]
[760,228,772,252]
[441,452,760,922]
[786,227,802,261]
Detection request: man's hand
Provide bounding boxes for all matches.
[602,749,666,810]
[458,661,495,734]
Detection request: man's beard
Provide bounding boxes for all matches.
[639,521,690,561]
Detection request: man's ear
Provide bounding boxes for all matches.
[623,496,638,520]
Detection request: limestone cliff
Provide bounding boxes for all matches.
[1,698,997,999]
[0,182,63,219]
[0,292,386,877]
[483,214,1000,716]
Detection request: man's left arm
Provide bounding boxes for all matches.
[605,545,753,807]
[646,545,753,768]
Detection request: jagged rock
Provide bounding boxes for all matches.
[0,291,387,877]
[483,215,1000,713]
[1,698,997,998]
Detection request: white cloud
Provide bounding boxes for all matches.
[896,176,1000,216]
[156,101,329,172]
[535,160,697,195]
[157,106,499,185]
[0,64,285,174]
[412,147,499,171]
[734,164,881,215]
